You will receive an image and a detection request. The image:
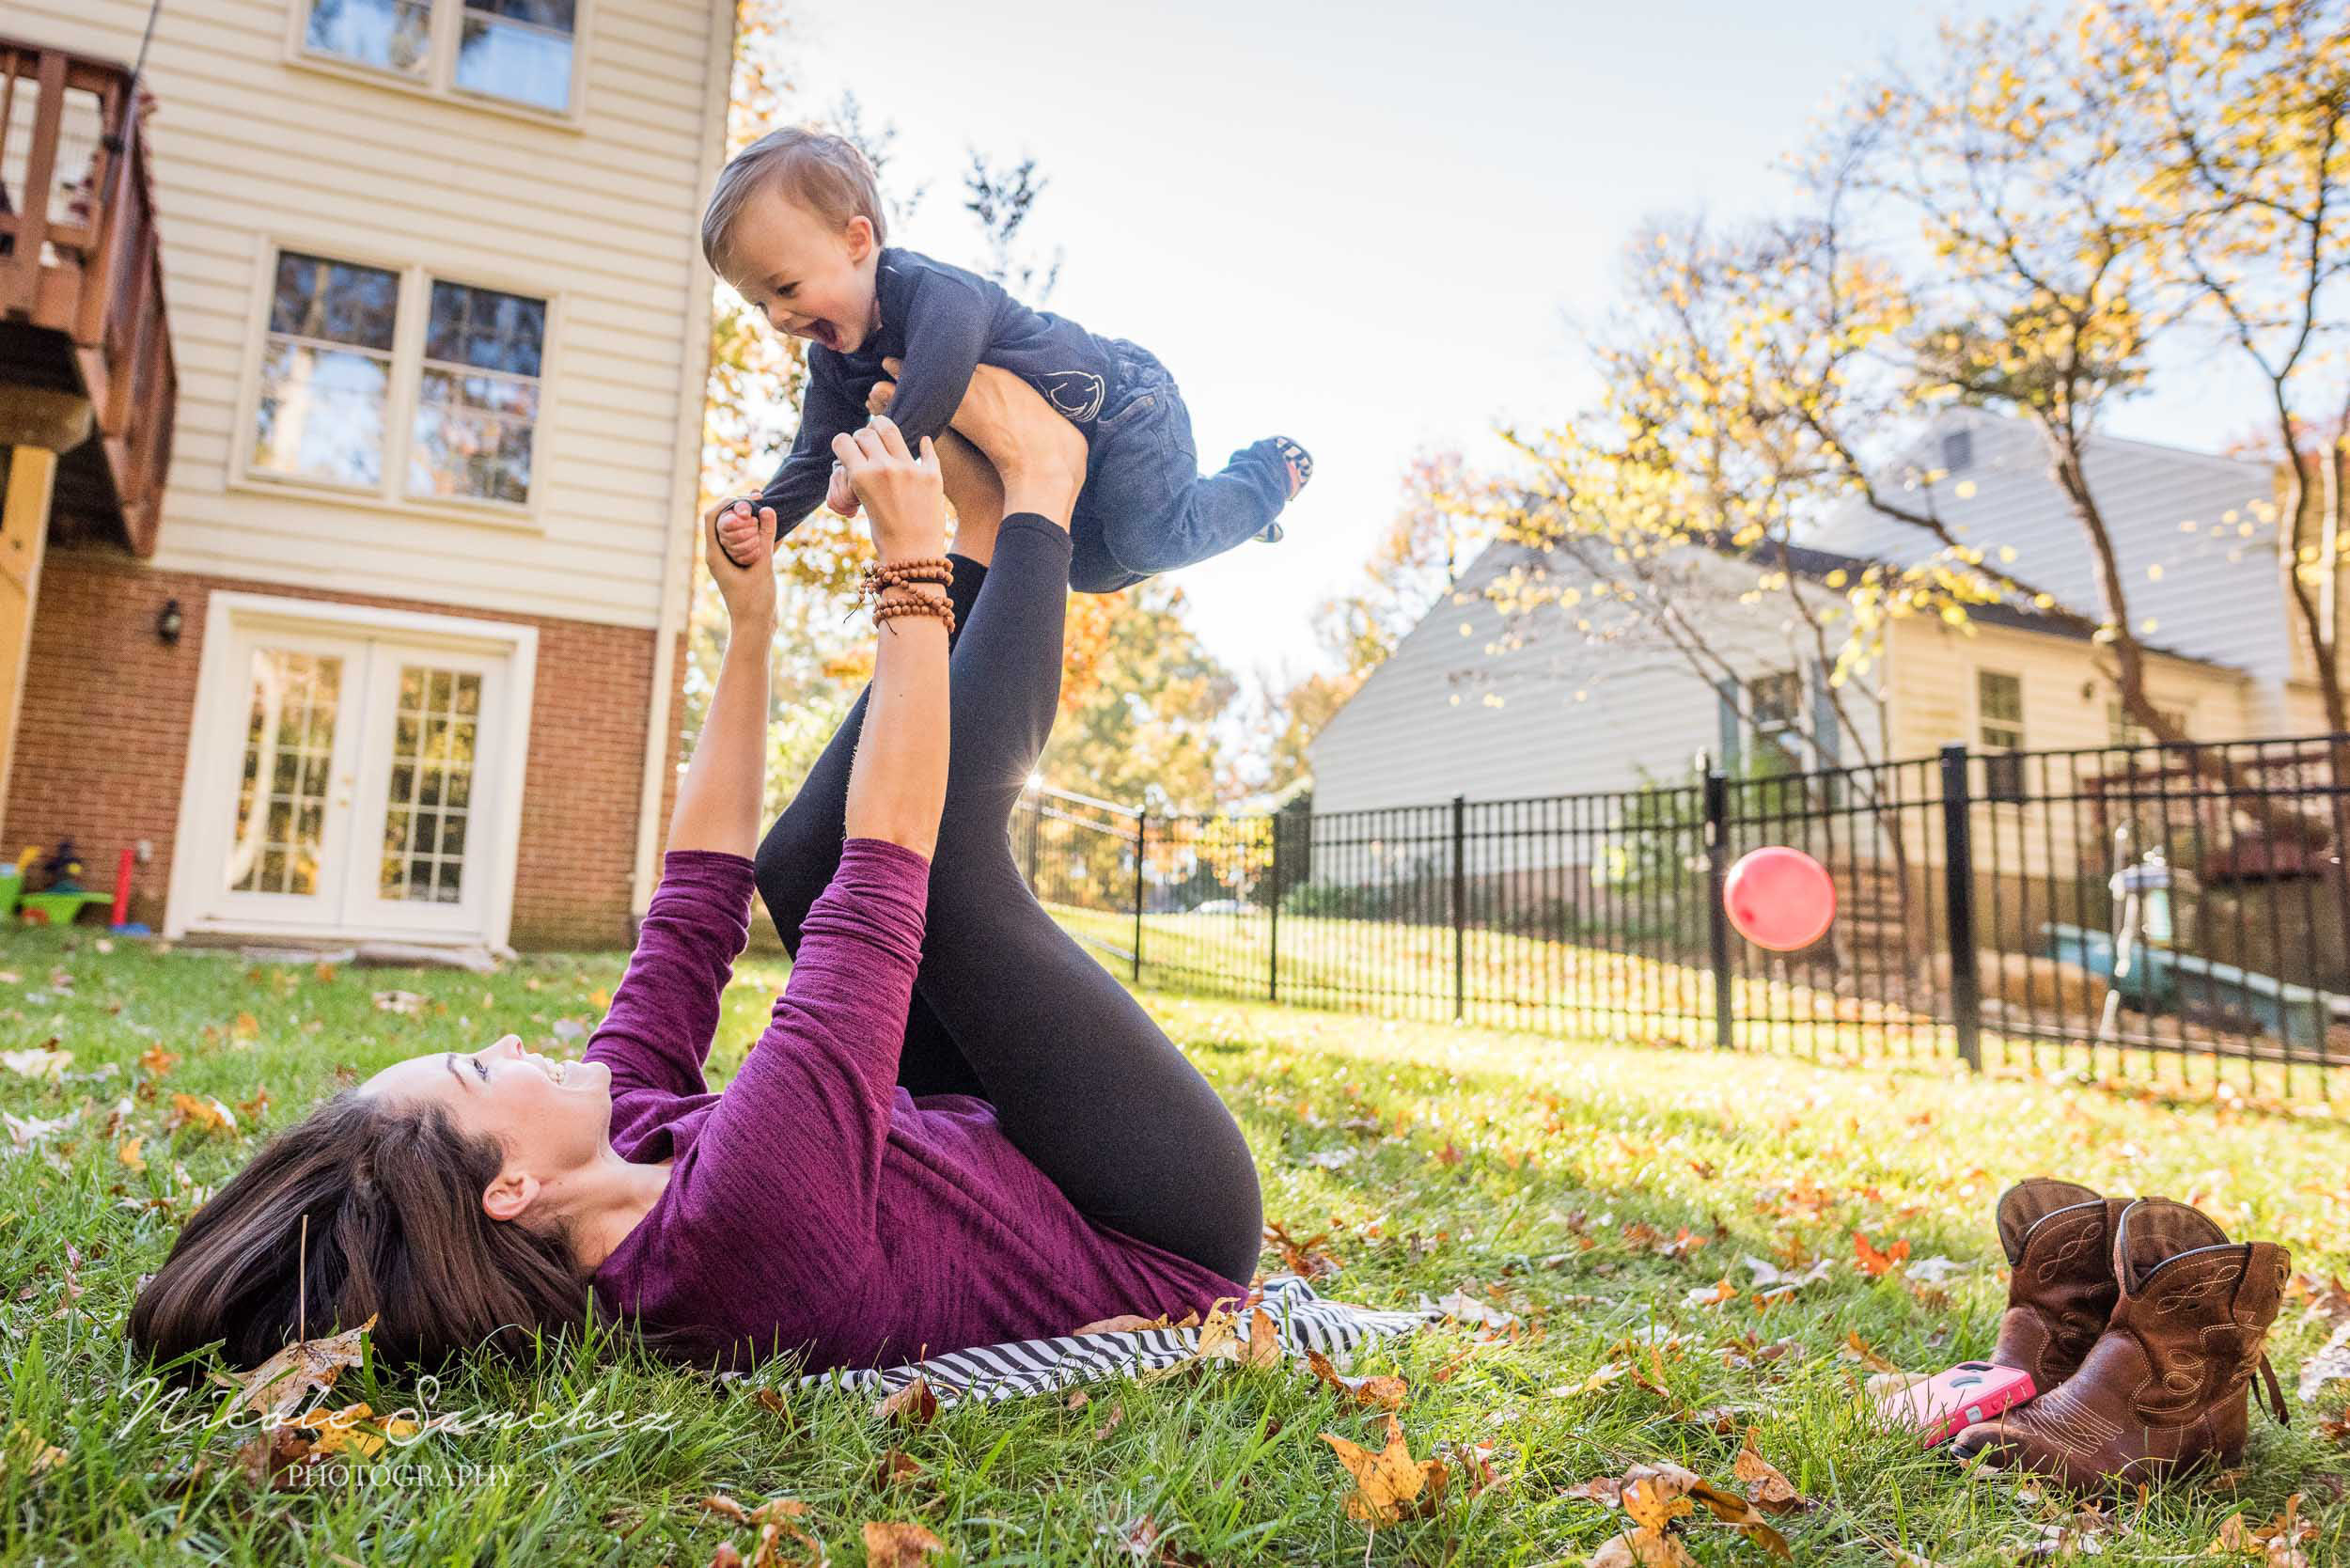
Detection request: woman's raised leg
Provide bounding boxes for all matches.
[904,369,1263,1284]
[753,429,1003,1098]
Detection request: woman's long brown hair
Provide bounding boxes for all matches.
[128,1091,632,1375]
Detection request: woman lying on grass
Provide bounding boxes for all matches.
[129,368,1263,1375]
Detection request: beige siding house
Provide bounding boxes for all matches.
[1312,413,2295,824]
[1,0,733,949]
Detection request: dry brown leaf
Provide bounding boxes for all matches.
[139,1045,180,1076]
[1321,1414,1449,1526]
[1866,1370,1931,1405]
[165,1092,236,1136]
[1587,1529,1699,1568]
[873,1375,937,1425]
[1842,1331,1902,1374]
[749,1498,810,1524]
[1071,1313,1166,1336]
[1,1426,67,1482]
[1197,1303,1281,1369]
[1853,1231,1911,1278]
[1622,1463,1792,1560]
[289,1401,418,1459]
[1306,1349,1407,1411]
[2207,1495,2315,1566]
[707,1544,744,1568]
[233,1011,260,1040]
[1264,1220,1343,1279]
[117,1136,147,1173]
[229,1316,379,1422]
[1093,1399,1125,1442]
[1731,1426,1808,1513]
[860,1521,943,1568]
[231,1423,321,1489]
[1562,1475,1626,1506]
[875,1449,925,1488]
[1682,1278,1738,1309]
[701,1494,754,1523]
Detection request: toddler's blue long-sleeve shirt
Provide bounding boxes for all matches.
[754,248,1120,528]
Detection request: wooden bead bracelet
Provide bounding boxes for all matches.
[873,585,955,635]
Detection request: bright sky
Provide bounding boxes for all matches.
[792,0,2265,694]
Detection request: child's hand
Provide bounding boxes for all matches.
[826,462,862,518]
[706,500,778,626]
[865,361,901,417]
[704,493,758,545]
[830,416,945,563]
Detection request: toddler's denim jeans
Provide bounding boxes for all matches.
[1066,338,1292,594]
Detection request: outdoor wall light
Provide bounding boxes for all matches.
[156,599,183,646]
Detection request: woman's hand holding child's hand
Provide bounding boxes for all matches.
[825,462,861,519]
[830,416,945,563]
[707,501,778,628]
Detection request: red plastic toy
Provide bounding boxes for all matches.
[1723,846,1837,951]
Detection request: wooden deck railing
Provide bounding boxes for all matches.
[0,37,175,556]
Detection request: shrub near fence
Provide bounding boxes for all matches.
[1012,735,2350,1101]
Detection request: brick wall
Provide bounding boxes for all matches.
[4,551,682,949]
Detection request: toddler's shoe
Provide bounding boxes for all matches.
[1260,436,1313,544]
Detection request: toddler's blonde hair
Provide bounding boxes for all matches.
[702,127,885,274]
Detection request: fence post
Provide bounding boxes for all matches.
[1132,808,1148,984]
[1703,759,1733,1051]
[1451,793,1467,1021]
[1023,790,1041,893]
[1938,743,1983,1072]
[1267,810,1283,1003]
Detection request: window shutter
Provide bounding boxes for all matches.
[1811,659,1841,770]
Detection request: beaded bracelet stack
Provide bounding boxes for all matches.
[861,556,955,636]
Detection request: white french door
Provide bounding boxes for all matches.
[172,597,537,947]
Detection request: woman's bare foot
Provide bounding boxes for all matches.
[933,429,1004,565]
[943,365,1085,526]
[869,358,1082,527]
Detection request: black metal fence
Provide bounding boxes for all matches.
[1012,734,2350,1100]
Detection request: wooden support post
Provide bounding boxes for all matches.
[0,444,59,844]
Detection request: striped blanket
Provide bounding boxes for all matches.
[796,1277,1436,1410]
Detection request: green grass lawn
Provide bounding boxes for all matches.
[2,925,2346,1565]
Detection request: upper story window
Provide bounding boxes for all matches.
[454,1,578,112]
[1978,669,2025,751]
[295,0,583,118]
[247,247,549,516]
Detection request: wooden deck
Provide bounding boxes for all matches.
[1,36,175,555]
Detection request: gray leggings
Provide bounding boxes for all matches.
[753,515,1263,1285]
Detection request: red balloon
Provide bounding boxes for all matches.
[1724,846,1837,952]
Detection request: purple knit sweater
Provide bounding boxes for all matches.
[586,842,1241,1371]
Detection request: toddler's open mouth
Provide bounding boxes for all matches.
[802,319,840,351]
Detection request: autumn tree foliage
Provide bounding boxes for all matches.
[683,3,1241,819]
[1485,0,2349,776]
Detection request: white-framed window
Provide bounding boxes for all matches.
[290,0,586,121]
[1978,668,2026,751]
[1747,669,1805,773]
[241,244,553,522]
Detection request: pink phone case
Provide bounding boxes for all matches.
[1881,1361,2037,1446]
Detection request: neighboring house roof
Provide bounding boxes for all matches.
[1698,529,2218,666]
[1809,411,2284,678]
[1311,413,2276,785]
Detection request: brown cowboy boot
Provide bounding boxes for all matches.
[1988,1178,2134,1390]
[1950,1199,2291,1491]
